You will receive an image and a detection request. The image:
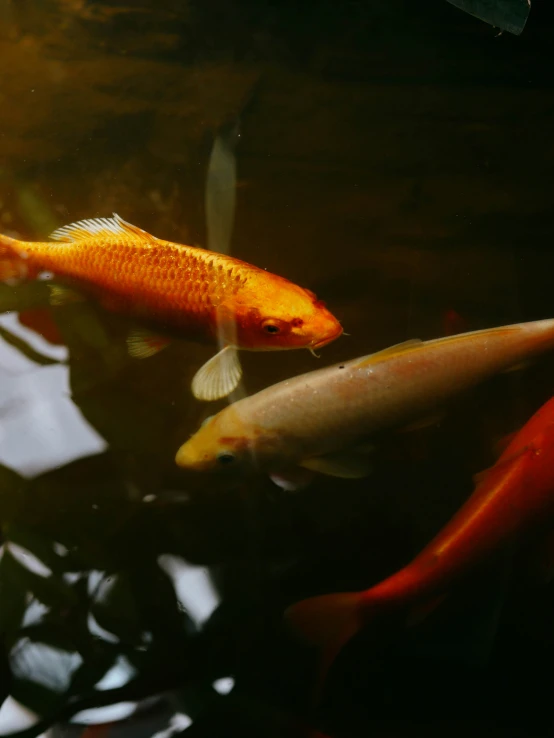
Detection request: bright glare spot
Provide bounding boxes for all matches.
[7,543,52,578]
[151,712,193,738]
[157,554,220,627]
[91,573,118,604]
[71,702,137,725]
[0,696,50,738]
[21,599,49,628]
[94,655,137,691]
[10,639,82,692]
[87,569,105,596]
[87,612,120,644]
[63,572,82,585]
[212,677,235,695]
[0,327,107,478]
[53,541,69,556]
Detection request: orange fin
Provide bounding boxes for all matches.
[126,329,171,358]
[285,592,362,706]
[494,430,519,456]
[472,445,530,485]
[50,213,156,244]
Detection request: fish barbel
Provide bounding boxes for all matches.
[284,394,554,699]
[0,214,342,400]
[176,318,554,478]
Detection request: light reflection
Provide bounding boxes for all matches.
[0,696,52,738]
[87,612,120,644]
[0,316,108,478]
[10,638,82,692]
[52,541,69,556]
[7,542,52,578]
[71,702,137,725]
[150,712,193,738]
[157,555,220,628]
[21,599,49,628]
[94,655,137,691]
[212,676,235,695]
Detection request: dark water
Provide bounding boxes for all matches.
[2,1,554,736]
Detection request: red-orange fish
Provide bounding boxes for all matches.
[286,395,554,699]
[0,215,342,399]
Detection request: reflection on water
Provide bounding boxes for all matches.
[2,2,554,738]
[0,314,106,478]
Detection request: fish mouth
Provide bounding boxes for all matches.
[311,324,344,351]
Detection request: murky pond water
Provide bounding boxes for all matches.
[1,2,554,737]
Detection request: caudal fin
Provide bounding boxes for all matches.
[285,592,362,705]
[0,233,29,281]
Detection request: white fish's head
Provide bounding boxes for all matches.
[175,407,278,474]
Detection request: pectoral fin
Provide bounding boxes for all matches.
[399,412,445,433]
[127,329,171,358]
[48,284,85,306]
[269,467,316,492]
[191,346,242,401]
[300,449,373,479]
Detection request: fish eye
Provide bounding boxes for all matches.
[217,452,236,465]
[262,319,281,335]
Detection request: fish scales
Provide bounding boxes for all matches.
[0,214,342,400]
[175,318,554,471]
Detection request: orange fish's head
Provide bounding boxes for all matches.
[233,284,343,353]
[175,406,282,474]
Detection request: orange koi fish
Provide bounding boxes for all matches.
[0,215,342,400]
[286,395,554,696]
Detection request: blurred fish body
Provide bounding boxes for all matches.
[0,215,342,401]
[285,394,554,689]
[176,319,554,477]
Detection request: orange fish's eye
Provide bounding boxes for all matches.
[261,318,285,335]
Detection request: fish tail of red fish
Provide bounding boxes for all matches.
[285,592,361,704]
[18,308,65,346]
[0,233,39,280]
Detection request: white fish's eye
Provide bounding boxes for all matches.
[201,415,215,428]
[217,452,236,465]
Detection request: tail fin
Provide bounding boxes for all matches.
[285,592,362,705]
[0,233,28,281]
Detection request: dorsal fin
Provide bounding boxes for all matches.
[49,213,156,244]
[354,338,423,369]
